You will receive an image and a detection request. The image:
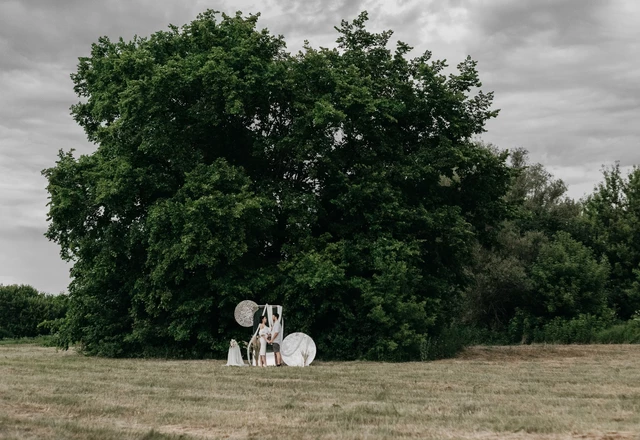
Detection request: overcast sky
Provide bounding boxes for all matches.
[1,0,638,293]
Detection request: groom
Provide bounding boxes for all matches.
[270,313,283,366]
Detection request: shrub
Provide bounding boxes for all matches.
[0,335,57,347]
[532,313,615,344]
[507,309,542,344]
[596,318,640,343]
[419,325,507,361]
[0,285,68,340]
[530,232,610,320]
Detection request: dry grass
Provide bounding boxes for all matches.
[1,344,639,439]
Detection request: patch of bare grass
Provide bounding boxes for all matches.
[1,344,639,439]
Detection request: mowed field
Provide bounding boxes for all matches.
[1,344,639,440]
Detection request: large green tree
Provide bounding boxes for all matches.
[583,164,640,319]
[44,11,512,359]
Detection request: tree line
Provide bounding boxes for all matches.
[25,10,640,359]
[456,153,640,354]
[0,285,67,340]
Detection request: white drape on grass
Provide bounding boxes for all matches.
[226,340,246,366]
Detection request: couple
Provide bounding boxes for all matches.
[257,313,283,367]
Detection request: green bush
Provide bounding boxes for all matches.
[0,285,68,340]
[507,309,542,344]
[0,335,57,347]
[530,232,610,320]
[419,326,508,361]
[596,318,640,343]
[532,313,615,344]
[419,330,464,361]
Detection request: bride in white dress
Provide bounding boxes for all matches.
[258,315,271,367]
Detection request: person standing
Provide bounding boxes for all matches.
[270,313,283,366]
[258,315,270,367]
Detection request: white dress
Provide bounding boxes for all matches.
[259,325,270,356]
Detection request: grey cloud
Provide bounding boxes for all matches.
[0,0,245,90]
[473,0,608,48]
[262,0,371,45]
[456,0,640,197]
[0,0,278,293]
[0,225,70,294]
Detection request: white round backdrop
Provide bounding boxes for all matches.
[281,332,316,367]
[234,300,259,327]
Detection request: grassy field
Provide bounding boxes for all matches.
[0,344,639,439]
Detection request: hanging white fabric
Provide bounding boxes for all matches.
[247,303,270,364]
[266,304,274,333]
[277,305,283,337]
[226,339,245,366]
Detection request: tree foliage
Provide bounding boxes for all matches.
[506,148,581,236]
[44,10,512,359]
[583,164,640,318]
[462,224,544,332]
[463,152,617,343]
[530,232,610,320]
[0,285,67,340]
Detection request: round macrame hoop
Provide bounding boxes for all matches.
[234,300,259,327]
